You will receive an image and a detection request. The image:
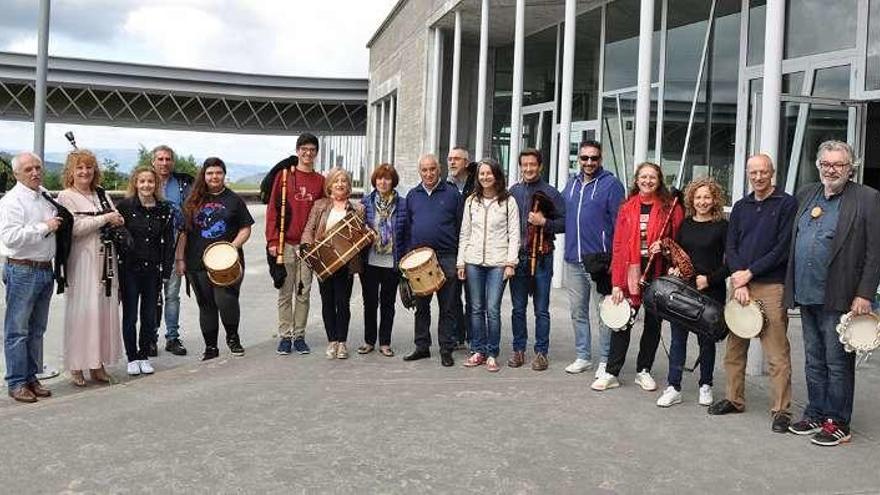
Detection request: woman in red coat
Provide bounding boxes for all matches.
[591,162,684,392]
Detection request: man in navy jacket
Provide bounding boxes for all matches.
[403,154,463,367]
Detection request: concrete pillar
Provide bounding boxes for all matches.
[633,0,655,165]
[449,10,462,150]
[33,0,51,161]
[387,96,395,163]
[556,0,577,187]
[429,28,443,154]
[508,0,525,186]
[475,0,489,159]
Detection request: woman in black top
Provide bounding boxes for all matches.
[116,166,175,376]
[656,177,729,408]
[176,158,254,361]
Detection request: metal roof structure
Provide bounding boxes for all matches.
[0,51,369,135]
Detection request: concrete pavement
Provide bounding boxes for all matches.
[1,205,880,494]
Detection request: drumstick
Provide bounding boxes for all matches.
[640,195,680,288]
[277,168,288,264]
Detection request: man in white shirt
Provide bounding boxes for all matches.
[0,152,62,403]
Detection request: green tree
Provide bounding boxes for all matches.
[0,154,13,192]
[43,171,63,191]
[100,158,128,191]
[137,144,199,177]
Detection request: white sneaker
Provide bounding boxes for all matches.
[590,373,619,391]
[698,384,713,406]
[139,360,155,375]
[127,361,141,376]
[656,386,682,407]
[634,370,657,391]
[594,362,607,379]
[564,358,593,374]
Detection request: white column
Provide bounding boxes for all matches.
[370,104,379,167]
[387,96,395,163]
[760,0,785,162]
[378,100,386,164]
[449,10,462,150]
[429,27,443,154]
[556,0,577,188]
[474,0,490,159]
[633,0,655,165]
[508,0,525,186]
[33,0,51,160]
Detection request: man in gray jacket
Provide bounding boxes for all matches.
[783,140,880,447]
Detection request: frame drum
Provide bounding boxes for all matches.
[599,296,636,331]
[836,312,880,353]
[724,299,765,339]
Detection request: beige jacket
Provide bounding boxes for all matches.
[456,195,520,268]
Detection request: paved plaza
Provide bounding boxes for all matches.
[2,205,880,494]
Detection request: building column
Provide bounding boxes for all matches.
[556,0,577,187]
[429,27,443,154]
[633,0,655,165]
[474,0,490,159]
[370,107,379,168]
[378,100,386,163]
[508,0,525,186]
[449,10,462,150]
[33,0,51,161]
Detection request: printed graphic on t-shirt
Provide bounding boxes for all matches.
[639,204,651,257]
[294,185,314,203]
[195,202,228,239]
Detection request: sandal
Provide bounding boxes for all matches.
[70,370,87,387]
[378,346,394,357]
[90,367,111,383]
[357,344,374,354]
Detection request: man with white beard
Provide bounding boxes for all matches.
[783,140,880,447]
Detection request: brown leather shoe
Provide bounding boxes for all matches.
[531,353,549,371]
[27,380,51,398]
[507,350,525,368]
[8,386,38,403]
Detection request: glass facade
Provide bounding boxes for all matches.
[870,0,880,91]
[785,0,857,59]
[572,8,602,122]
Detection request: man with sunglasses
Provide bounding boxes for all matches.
[266,133,326,356]
[561,141,625,378]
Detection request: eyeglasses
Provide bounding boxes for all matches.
[818,161,849,171]
[579,155,601,162]
[298,146,318,155]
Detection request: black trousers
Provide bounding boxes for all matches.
[319,269,354,342]
[360,264,399,346]
[413,254,456,353]
[189,270,241,349]
[121,265,160,362]
[606,307,662,377]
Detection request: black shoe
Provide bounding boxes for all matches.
[707,399,742,416]
[227,338,245,357]
[771,412,792,433]
[403,348,431,361]
[811,419,852,446]
[202,347,220,361]
[440,352,454,367]
[145,341,158,357]
[789,418,823,436]
[165,338,188,356]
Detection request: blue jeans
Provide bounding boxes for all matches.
[509,253,552,354]
[800,304,855,425]
[162,272,182,340]
[565,261,611,362]
[667,323,716,390]
[3,264,53,389]
[466,264,506,357]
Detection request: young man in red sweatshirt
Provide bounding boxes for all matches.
[266,133,325,355]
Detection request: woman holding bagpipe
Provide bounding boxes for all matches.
[116,166,175,376]
[591,162,684,392]
[655,177,729,408]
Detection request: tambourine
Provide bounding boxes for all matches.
[599,296,636,331]
[724,299,766,339]
[836,312,880,353]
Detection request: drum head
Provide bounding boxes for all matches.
[599,296,633,330]
[838,313,880,353]
[724,300,763,339]
[400,248,434,270]
[203,242,238,270]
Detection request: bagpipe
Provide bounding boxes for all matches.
[527,190,556,277]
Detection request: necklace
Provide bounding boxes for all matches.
[73,187,99,209]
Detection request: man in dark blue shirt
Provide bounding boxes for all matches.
[403,154,463,367]
[709,154,797,435]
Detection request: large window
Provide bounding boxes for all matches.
[603,0,661,91]
[572,8,602,121]
[868,0,880,91]
[748,0,857,64]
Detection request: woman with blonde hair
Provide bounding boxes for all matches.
[301,168,366,360]
[115,166,175,376]
[56,149,124,386]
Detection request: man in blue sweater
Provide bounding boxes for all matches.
[708,153,797,435]
[561,141,625,378]
[508,148,565,371]
[403,154,463,367]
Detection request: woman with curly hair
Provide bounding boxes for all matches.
[655,176,729,407]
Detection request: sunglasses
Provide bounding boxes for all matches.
[579,155,601,162]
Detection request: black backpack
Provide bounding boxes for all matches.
[259,155,298,204]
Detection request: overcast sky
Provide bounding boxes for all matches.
[0,0,397,166]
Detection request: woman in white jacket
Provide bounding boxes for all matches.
[456,158,520,372]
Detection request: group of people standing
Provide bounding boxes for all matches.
[3,133,877,448]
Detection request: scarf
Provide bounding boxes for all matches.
[373,191,396,255]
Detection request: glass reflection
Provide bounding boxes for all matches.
[869,0,880,90]
[785,0,856,59]
[572,8,602,121]
[603,0,661,91]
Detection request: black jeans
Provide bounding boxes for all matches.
[121,265,161,362]
[413,254,456,353]
[319,269,354,342]
[189,270,242,349]
[360,264,399,346]
[606,308,662,377]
